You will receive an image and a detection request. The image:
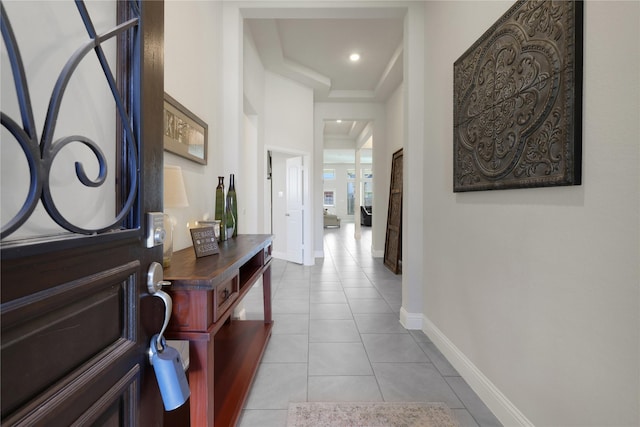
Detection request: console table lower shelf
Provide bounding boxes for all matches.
[214,320,272,426]
[165,319,272,427]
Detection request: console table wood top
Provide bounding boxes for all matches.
[163,234,273,290]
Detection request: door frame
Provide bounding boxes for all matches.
[265,146,312,265]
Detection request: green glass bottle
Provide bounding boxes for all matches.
[227,174,238,237]
[225,198,235,240]
[214,176,226,241]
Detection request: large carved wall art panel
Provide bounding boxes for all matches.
[453,0,583,192]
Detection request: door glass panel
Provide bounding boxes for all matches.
[347,182,355,215]
[1,1,136,242]
[362,182,373,207]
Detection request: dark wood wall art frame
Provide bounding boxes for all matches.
[453,0,583,192]
[164,92,208,164]
[384,148,403,274]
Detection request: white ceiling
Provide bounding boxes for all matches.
[323,119,368,138]
[246,15,404,163]
[246,18,404,103]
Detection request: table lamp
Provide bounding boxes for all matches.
[163,165,189,267]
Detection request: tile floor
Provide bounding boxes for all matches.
[238,223,502,427]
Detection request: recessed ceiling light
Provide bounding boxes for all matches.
[336,119,342,123]
[349,53,360,62]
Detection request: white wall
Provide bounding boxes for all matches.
[242,113,259,233]
[164,0,221,252]
[378,84,404,257]
[422,2,640,426]
[397,2,426,329]
[243,26,266,234]
[264,72,314,154]
[385,84,404,164]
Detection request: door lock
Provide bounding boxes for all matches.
[145,212,166,248]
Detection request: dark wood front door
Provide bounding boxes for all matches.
[1,1,165,425]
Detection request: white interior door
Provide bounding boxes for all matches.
[285,156,304,264]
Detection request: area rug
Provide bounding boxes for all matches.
[287,402,459,427]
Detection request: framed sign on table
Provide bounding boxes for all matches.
[189,226,219,258]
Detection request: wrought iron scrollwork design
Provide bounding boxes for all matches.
[1,0,140,239]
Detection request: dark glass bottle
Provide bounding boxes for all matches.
[225,199,235,240]
[214,176,226,241]
[227,174,238,237]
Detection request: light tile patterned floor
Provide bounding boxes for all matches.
[238,223,502,427]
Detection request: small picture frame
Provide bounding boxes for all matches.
[190,226,220,258]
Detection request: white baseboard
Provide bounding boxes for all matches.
[314,250,324,258]
[422,316,534,427]
[273,250,317,265]
[372,249,384,258]
[234,307,246,320]
[399,307,423,330]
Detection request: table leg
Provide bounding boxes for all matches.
[188,337,214,426]
[262,263,272,323]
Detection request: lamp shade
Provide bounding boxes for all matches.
[164,165,189,208]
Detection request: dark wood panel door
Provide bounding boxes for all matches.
[1,1,165,424]
[384,148,403,274]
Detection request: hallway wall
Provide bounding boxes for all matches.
[421,1,640,426]
[243,26,268,234]
[164,1,222,252]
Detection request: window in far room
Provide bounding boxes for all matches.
[362,182,373,207]
[323,169,336,180]
[323,190,335,206]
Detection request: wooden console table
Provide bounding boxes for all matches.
[163,235,273,426]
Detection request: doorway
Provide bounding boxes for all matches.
[268,150,309,264]
[237,2,426,325]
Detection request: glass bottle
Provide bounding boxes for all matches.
[225,197,235,240]
[214,176,226,241]
[227,174,238,237]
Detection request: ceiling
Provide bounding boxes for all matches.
[246,15,404,163]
